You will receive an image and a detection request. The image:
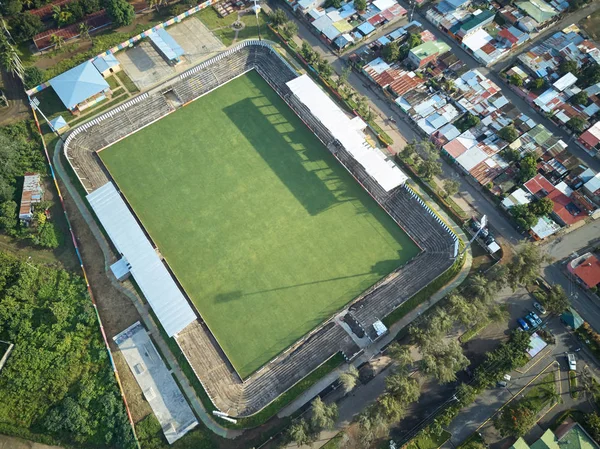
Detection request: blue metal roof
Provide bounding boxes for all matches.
[49,115,68,130]
[149,28,185,61]
[377,36,391,45]
[323,24,341,40]
[357,21,376,35]
[92,53,119,73]
[49,61,109,110]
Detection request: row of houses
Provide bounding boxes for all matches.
[289,0,406,50]
[353,30,600,240]
[500,26,600,158]
[425,0,572,66]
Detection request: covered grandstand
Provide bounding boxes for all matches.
[87,182,197,337]
[62,40,459,418]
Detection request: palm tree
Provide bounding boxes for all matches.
[49,34,64,49]
[52,5,61,22]
[79,23,91,41]
[0,36,24,80]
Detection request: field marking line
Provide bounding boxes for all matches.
[474,360,556,433]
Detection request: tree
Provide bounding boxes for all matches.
[498,125,519,143]
[506,244,548,290]
[456,113,480,132]
[317,59,333,78]
[419,159,442,180]
[570,90,589,106]
[81,0,102,14]
[105,0,135,27]
[494,402,537,437]
[269,8,287,26]
[531,77,545,90]
[455,383,477,406]
[511,203,538,230]
[509,74,523,87]
[559,59,578,76]
[378,393,406,422]
[12,12,43,43]
[287,419,314,447]
[279,20,298,41]
[324,0,342,7]
[543,284,569,316]
[0,0,22,15]
[587,413,600,442]
[78,23,91,41]
[0,201,17,233]
[387,342,412,370]
[567,116,587,133]
[443,179,460,197]
[579,63,600,88]
[310,397,338,431]
[354,0,367,11]
[517,153,537,183]
[407,32,422,49]
[530,197,553,217]
[339,366,359,393]
[0,35,23,78]
[420,340,469,384]
[448,293,475,327]
[399,141,416,161]
[23,66,44,89]
[385,373,420,403]
[356,405,390,445]
[49,34,65,49]
[382,41,400,63]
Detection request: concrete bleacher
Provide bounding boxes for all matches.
[64,40,458,419]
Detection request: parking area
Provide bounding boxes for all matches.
[167,17,225,64]
[116,17,225,91]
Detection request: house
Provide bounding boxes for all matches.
[561,308,584,330]
[502,187,532,209]
[515,0,558,28]
[524,174,587,226]
[510,421,600,449]
[19,173,43,223]
[583,173,600,204]
[568,252,600,289]
[578,121,600,157]
[530,215,560,240]
[453,9,495,40]
[407,41,451,68]
[92,53,121,78]
[48,61,111,114]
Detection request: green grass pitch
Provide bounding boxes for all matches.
[99,71,419,377]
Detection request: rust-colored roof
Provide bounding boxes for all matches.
[572,254,600,289]
[443,139,468,159]
[524,174,555,195]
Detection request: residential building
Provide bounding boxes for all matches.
[578,120,600,157]
[451,9,495,40]
[568,252,600,289]
[407,41,451,68]
[515,0,558,28]
[19,173,43,223]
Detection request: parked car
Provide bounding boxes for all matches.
[517,318,530,331]
[530,311,542,325]
[533,302,547,315]
[567,353,576,371]
[525,314,538,329]
[497,373,511,387]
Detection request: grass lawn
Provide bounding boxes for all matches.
[197,8,276,46]
[99,71,418,377]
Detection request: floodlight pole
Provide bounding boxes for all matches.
[455,215,487,259]
[254,0,262,41]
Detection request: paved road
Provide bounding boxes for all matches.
[398,0,600,171]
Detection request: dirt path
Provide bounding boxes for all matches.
[0,435,62,449]
[0,69,30,126]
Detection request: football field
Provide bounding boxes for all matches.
[99,71,419,378]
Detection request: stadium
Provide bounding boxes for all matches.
[63,41,458,418]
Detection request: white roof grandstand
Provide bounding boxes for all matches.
[87,182,197,336]
[286,75,407,191]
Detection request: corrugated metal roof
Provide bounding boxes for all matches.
[287,75,407,191]
[149,28,185,61]
[49,61,109,110]
[87,183,197,336]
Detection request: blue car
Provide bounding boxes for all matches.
[517,318,530,331]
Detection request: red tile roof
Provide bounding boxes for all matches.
[572,254,600,289]
[524,174,555,195]
[579,129,600,148]
[498,28,518,45]
[546,189,586,226]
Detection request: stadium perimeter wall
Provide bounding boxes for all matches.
[61,41,460,419]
